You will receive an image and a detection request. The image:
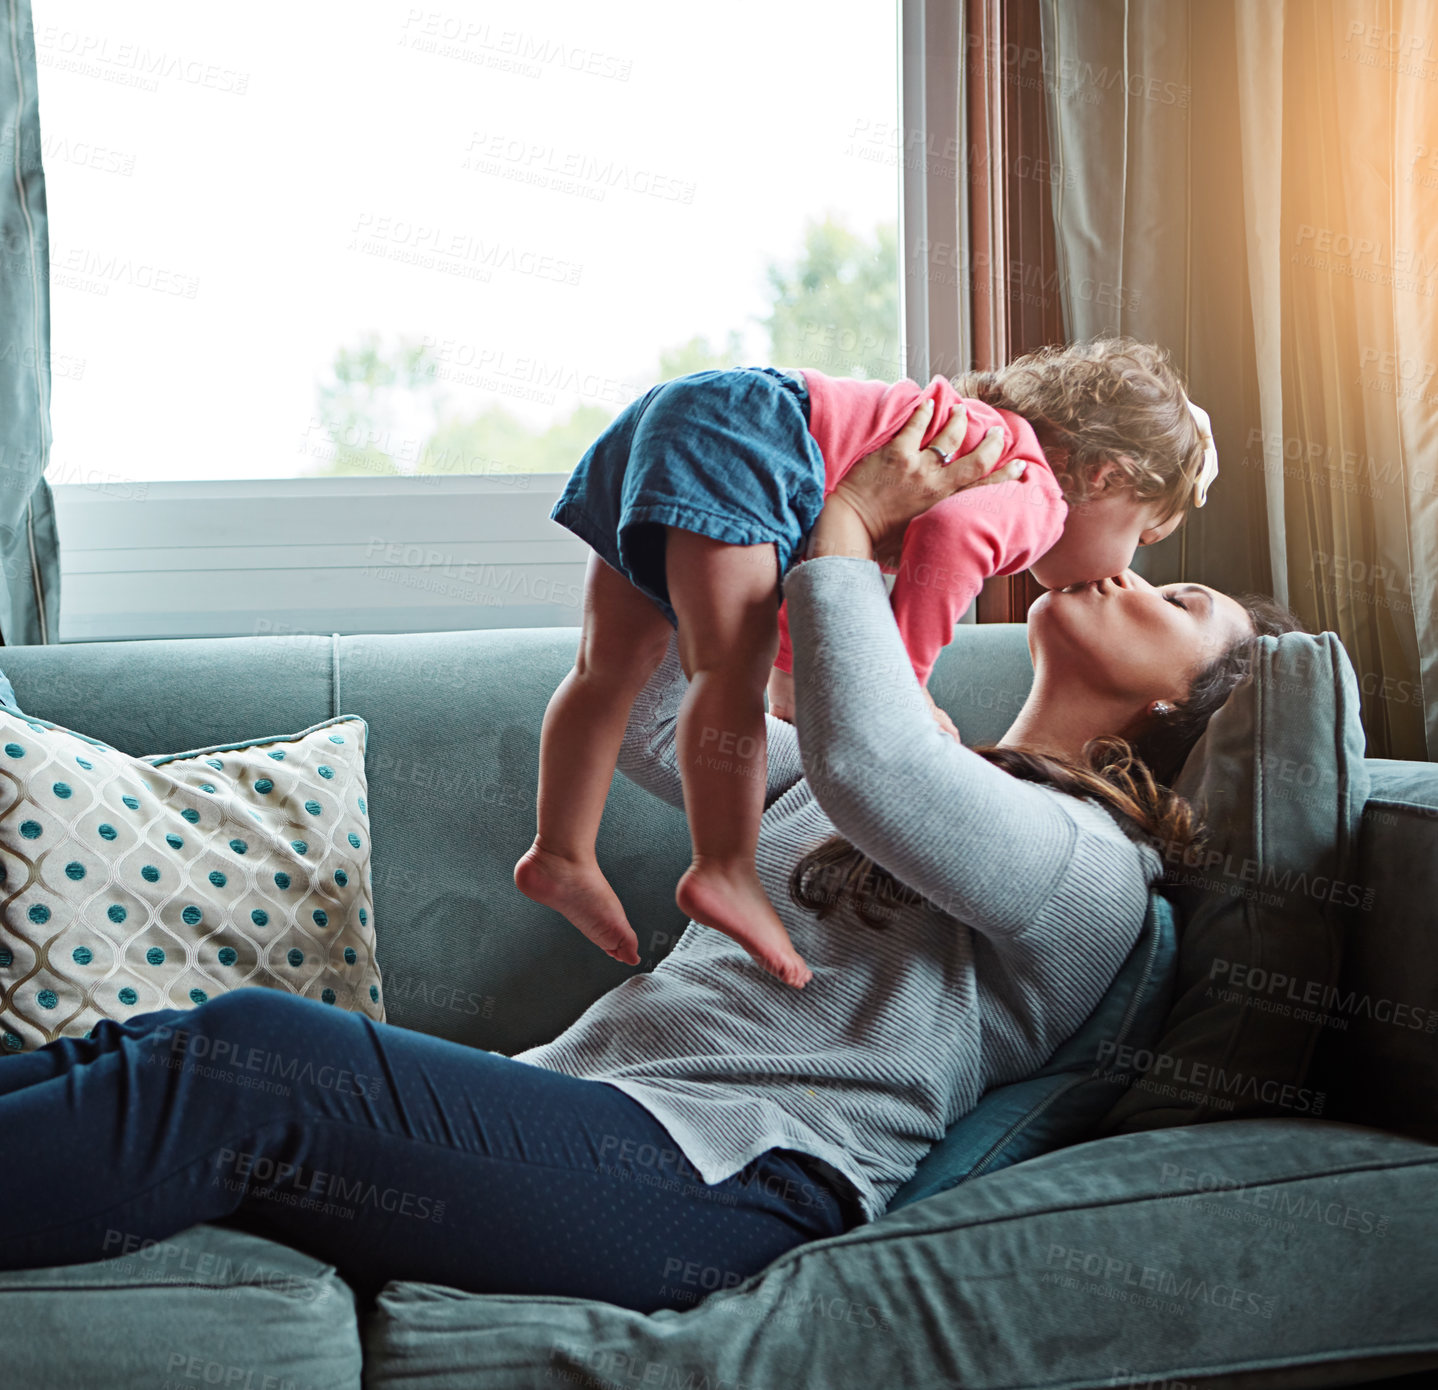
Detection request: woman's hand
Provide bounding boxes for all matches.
[808,399,1021,563]
[781,397,1019,726]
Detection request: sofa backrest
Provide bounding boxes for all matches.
[1,623,1037,1054]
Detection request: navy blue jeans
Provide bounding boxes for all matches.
[0,987,857,1311]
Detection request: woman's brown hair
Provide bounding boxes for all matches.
[952,336,1206,522]
[787,593,1303,931]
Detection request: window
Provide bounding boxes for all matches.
[36,0,903,493]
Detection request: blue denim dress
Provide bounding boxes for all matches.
[549,367,828,627]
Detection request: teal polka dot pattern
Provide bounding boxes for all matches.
[0,711,381,1052]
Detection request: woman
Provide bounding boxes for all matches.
[0,401,1295,1316]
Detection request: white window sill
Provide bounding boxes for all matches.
[51,474,586,643]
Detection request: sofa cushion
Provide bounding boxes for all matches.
[885,888,1178,1211]
[0,710,383,1052]
[360,1119,1438,1390]
[1102,632,1371,1132]
[1314,758,1438,1138]
[329,626,700,1053]
[0,1221,362,1389]
[925,619,1033,746]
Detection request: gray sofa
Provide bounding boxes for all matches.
[1,621,1436,1390]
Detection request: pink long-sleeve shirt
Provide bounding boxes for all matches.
[774,369,1068,687]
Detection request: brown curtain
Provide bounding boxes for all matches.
[966,0,1067,623]
[1039,0,1436,760]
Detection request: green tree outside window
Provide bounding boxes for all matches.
[305,215,900,479]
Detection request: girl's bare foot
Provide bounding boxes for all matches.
[675,859,812,988]
[514,840,640,965]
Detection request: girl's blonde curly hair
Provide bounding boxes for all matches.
[951,335,1207,522]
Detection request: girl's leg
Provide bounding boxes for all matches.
[664,528,812,988]
[0,987,850,1311]
[514,550,675,965]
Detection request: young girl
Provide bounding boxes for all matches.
[513,337,1219,989]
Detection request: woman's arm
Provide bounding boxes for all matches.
[615,630,807,814]
[784,554,1093,936]
[782,407,1157,940]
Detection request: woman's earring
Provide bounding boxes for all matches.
[1152,701,1174,717]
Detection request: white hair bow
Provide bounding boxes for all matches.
[1184,397,1219,507]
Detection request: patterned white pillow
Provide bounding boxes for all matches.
[0,711,384,1053]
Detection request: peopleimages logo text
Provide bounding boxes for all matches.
[1095,1042,1323,1112]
